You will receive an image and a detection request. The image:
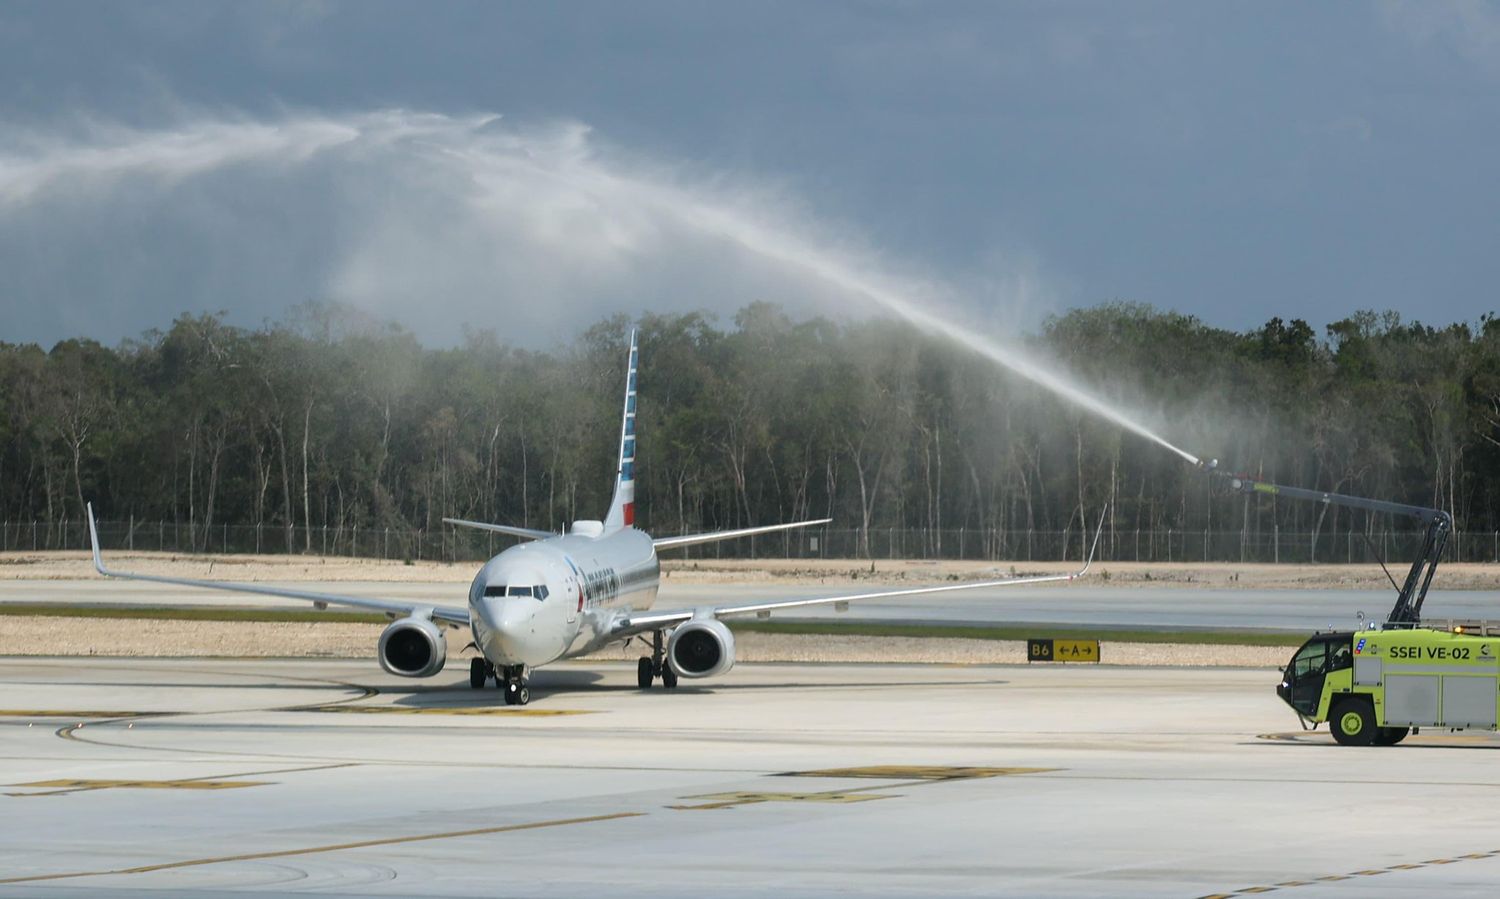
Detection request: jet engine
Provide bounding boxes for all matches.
[378,616,448,678]
[667,618,735,678]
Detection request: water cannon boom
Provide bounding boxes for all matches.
[1197,465,1452,628]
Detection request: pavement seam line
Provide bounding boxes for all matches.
[1198,846,1500,897]
[0,811,644,884]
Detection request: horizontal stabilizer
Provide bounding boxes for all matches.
[652,518,831,551]
[442,518,556,541]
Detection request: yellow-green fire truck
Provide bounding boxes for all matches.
[1206,468,1483,747]
[1278,624,1500,745]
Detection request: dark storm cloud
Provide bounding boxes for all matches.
[0,2,1496,346]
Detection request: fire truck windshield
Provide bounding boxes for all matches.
[1280,634,1353,716]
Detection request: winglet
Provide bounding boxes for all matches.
[1074,504,1108,579]
[441,517,556,541]
[86,502,107,576]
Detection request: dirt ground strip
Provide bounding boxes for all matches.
[0,616,1288,667]
[0,550,1460,667]
[6,549,1500,590]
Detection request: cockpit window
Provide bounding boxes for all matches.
[486,584,547,600]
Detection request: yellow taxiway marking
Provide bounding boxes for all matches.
[297,705,594,716]
[670,790,894,811]
[0,710,153,718]
[783,765,1056,780]
[14,778,265,791]
[0,811,643,885]
[6,763,354,798]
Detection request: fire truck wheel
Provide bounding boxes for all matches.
[1375,726,1410,746]
[1330,699,1376,746]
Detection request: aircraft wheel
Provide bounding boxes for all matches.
[661,666,678,689]
[516,685,530,706]
[1375,726,1411,746]
[469,658,487,689]
[504,679,521,705]
[637,657,654,689]
[1330,699,1376,746]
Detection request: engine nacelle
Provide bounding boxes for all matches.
[667,618,736,678]
[378,616,448,678]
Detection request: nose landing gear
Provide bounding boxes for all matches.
[637,629,678,690]
[499,664,530,705]
[470,658,528,704]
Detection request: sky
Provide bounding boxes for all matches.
[1,1,1498,348]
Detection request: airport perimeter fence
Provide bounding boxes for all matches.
[10,518,1500,566]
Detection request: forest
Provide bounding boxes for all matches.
[3,301,1499,563]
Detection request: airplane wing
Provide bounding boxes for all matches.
[442,517,556,541]
[616,509,1105,637]
[652,518,831,551]
[87,505,471,626]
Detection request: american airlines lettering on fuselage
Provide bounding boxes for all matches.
[87,329,1101,705]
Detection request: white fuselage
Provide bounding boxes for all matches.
[467,528,660,669]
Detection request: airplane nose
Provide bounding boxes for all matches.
[478,597,545,664]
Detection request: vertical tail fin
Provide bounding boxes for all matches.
[603,329,639,533]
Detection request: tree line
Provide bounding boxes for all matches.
[3,301,1498,559]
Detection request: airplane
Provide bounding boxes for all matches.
[87,330,1102,705]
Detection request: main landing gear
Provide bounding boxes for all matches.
[638,630,678,690]
[470,658,529,705]
[469,657,493,689]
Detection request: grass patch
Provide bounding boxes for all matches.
[726,619,1308,646]
[0,604,387,624]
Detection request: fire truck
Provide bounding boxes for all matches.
[1209,468,1498,746]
